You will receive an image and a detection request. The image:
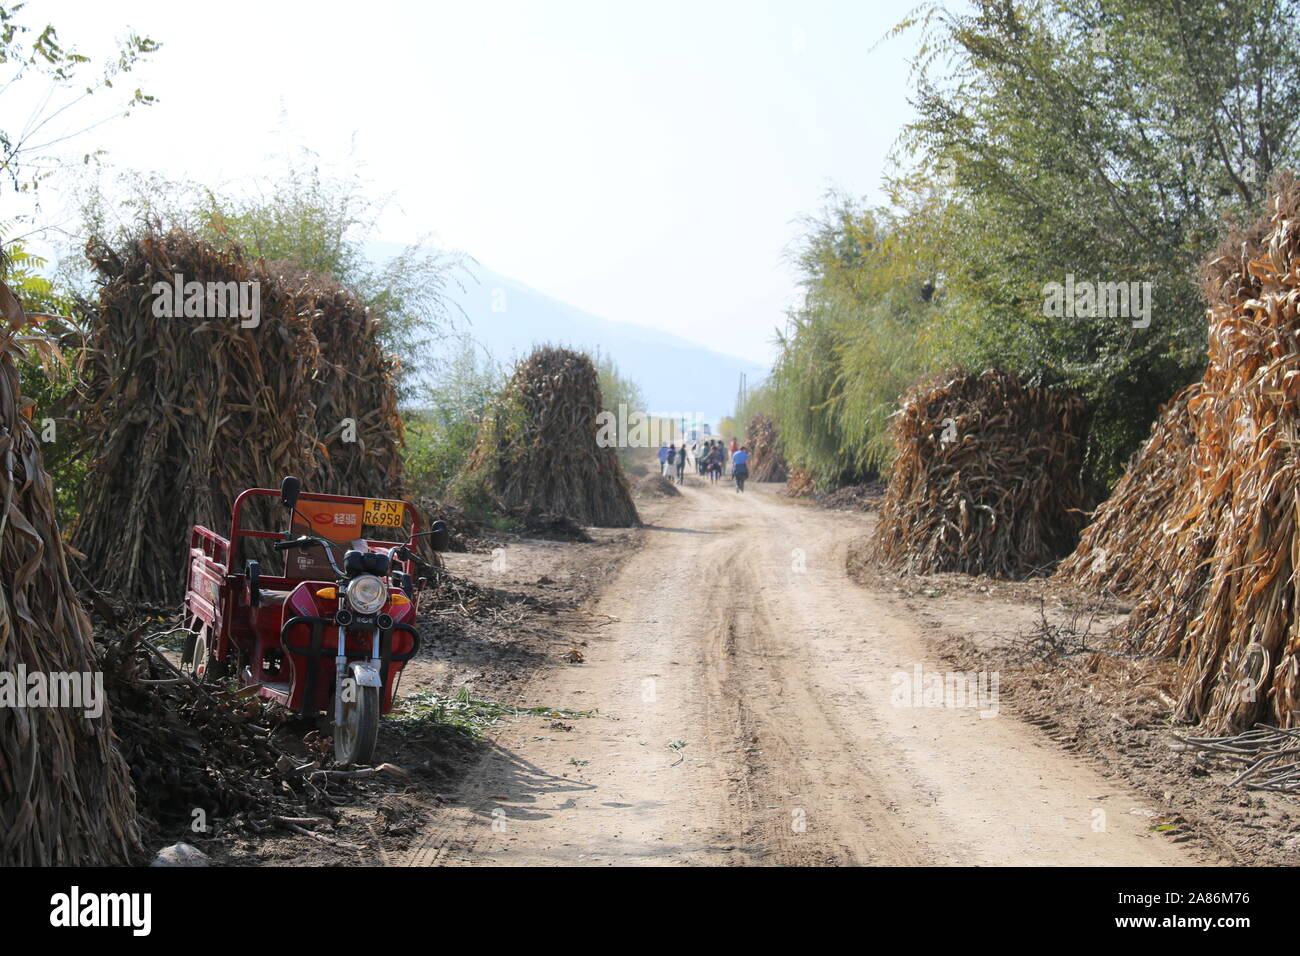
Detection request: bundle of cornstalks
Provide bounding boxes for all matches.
[463,347,638,527]
[72,229,403,603]
[275,265,404,496]
[0,277,139,865]
[1052,384,1201,596]
[745,414,788,482]
[1123,174,1300,732]
[868,369,1089,577]
[784,467,815,498]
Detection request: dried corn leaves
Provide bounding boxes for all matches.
[0,278,139,865]
[870,369,1089,577]
[1053,384,1201,596]
[466,347,638,527]
[1120,175,1300,731]
[72,229,403,602]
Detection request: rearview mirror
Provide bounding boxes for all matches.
[430,519,451,553]
[280,475,301,510]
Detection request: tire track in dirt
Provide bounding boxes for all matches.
[697,544,923,864]
[401,481,1208,866]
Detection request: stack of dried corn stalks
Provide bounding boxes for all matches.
[72,230,403,603]
[1052,384,1201,596]
[464,347,638,527]
[0,276,139,865]
[746,414,788,483]
[784,467,815,498]
[869,369,1089,577]
[1123,174,1300,732]
[275,264,404,497]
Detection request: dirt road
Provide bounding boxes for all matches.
[404,482,1205,866]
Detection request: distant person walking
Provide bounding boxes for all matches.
[728,437,738,477]
[658,443,670,478]
[676,443,687,482]
[667,444,678,483]
[732,445,750,493]
[707,442,723,484]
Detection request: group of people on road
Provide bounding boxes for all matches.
[657,437,750,492]
[658,442,689,483]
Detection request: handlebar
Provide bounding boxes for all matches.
[275,534,422,578]
[273,535,314,551]
[273,534,346,576]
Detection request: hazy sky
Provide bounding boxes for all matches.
[20,0,920,367]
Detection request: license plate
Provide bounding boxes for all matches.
[363,498,405,528]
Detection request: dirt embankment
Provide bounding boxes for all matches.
[871,568,1300,865]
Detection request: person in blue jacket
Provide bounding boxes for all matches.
[731,445,751,493]
[658,443,670,478]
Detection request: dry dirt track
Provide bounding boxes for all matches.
[404,482,1205,866]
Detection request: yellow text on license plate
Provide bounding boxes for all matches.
[363,498,405,527]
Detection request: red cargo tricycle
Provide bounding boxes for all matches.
[183,476,448,764]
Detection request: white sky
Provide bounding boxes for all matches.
[14,0,921,367]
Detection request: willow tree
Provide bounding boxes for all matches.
[899,0,1300,484]
[770,187,948,488]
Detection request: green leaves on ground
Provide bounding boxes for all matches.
[388,685,593,739]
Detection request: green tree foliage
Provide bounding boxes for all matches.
[0,3,156,528]
[901,0,1300,484]
[589,347,645,472]
[771,0,1300,491]
[0,1,157,194]
[734,380,775,439]
[79,161,465,400]
[403,335,503,500]
[0,234,82,526]
[589,347,643,415]
[771,188,946,487]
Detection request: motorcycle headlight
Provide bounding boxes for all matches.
[345,574,387,614]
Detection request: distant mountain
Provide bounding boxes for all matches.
[365,242,767,424]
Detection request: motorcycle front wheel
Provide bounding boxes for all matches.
[335,683,380,765]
